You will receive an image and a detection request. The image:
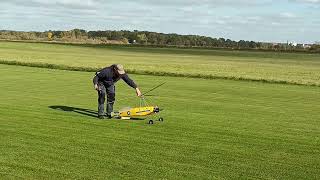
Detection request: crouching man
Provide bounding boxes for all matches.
[93,64,142,119]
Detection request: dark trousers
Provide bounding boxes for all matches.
[98,83,115,116]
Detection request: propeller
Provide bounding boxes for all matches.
[142,82,166,96]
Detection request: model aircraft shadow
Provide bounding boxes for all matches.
[49,105,97,118]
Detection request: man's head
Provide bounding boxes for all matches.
[114,64,125,75]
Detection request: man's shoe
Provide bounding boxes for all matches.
[105,115,112,119]
[98,115,105,119]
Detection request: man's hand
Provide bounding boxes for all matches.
[94,84,99,91]
[135,88,142,97]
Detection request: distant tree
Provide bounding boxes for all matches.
[249,41,257,49]
[225,39,233,48]
[47,32,53,41]
[146,32,158,45]
[137,33,148,44]
[3,29,319,52]
[310,44,320,51]
[121,38,129,44]
[238,40,250,49]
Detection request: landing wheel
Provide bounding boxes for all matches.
[158,117,164,122]
[148,120,154,125]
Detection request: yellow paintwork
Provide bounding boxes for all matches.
[119,106,156,118]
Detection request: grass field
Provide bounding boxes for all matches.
[0,63,319,179]
[0,41,320,86]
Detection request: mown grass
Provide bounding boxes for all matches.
[2,60,316,87]
[0,64,319,179]
[0,41,320,86]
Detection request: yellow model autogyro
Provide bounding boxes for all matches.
[116,102,163,124]
[114,83,165,124]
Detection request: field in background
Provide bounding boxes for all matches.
[0,41,320,86]
[0,64,319,179]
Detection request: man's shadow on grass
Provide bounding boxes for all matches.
[49,105,97,118]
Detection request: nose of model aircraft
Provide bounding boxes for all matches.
[154,106,160,113]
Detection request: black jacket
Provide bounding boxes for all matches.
[93,65,137,88]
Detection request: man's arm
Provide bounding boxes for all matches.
[93,72,101,90]
[122,74,142,96]
[121,74,137,88]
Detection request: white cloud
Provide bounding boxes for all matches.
[0,0,319,43]
[290,0,320,3]
[280,12,296,18]
[1,0,101,10]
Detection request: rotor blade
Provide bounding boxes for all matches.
[142,82,166,96]
[143,94,156,97]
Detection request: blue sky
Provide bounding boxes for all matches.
[0,0,319,43]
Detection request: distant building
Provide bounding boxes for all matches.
[128,39,136,44]
[288,41,297,47]
[302,44,312,48]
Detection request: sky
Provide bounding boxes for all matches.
[0,0,319,43]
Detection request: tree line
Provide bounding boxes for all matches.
[0,29,319,52]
